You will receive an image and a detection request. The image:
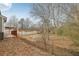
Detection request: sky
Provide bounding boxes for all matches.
[2,3,33,20]
[0,3,71,24]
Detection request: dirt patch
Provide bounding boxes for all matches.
[19,33,79,55]
[0,37,51,56]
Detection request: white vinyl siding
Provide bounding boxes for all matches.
[0,17,2,32]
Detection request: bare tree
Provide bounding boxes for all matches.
[24,18,33,31]
[31,3,54,50]
[68,4,79,24]
[7,16,18,28]
[19,18,25,30]
[30,3,75,52]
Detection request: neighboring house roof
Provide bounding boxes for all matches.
[5,27,15,29]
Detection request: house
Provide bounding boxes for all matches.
[0,11,7,40]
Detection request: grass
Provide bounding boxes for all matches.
[57,23,79,46]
